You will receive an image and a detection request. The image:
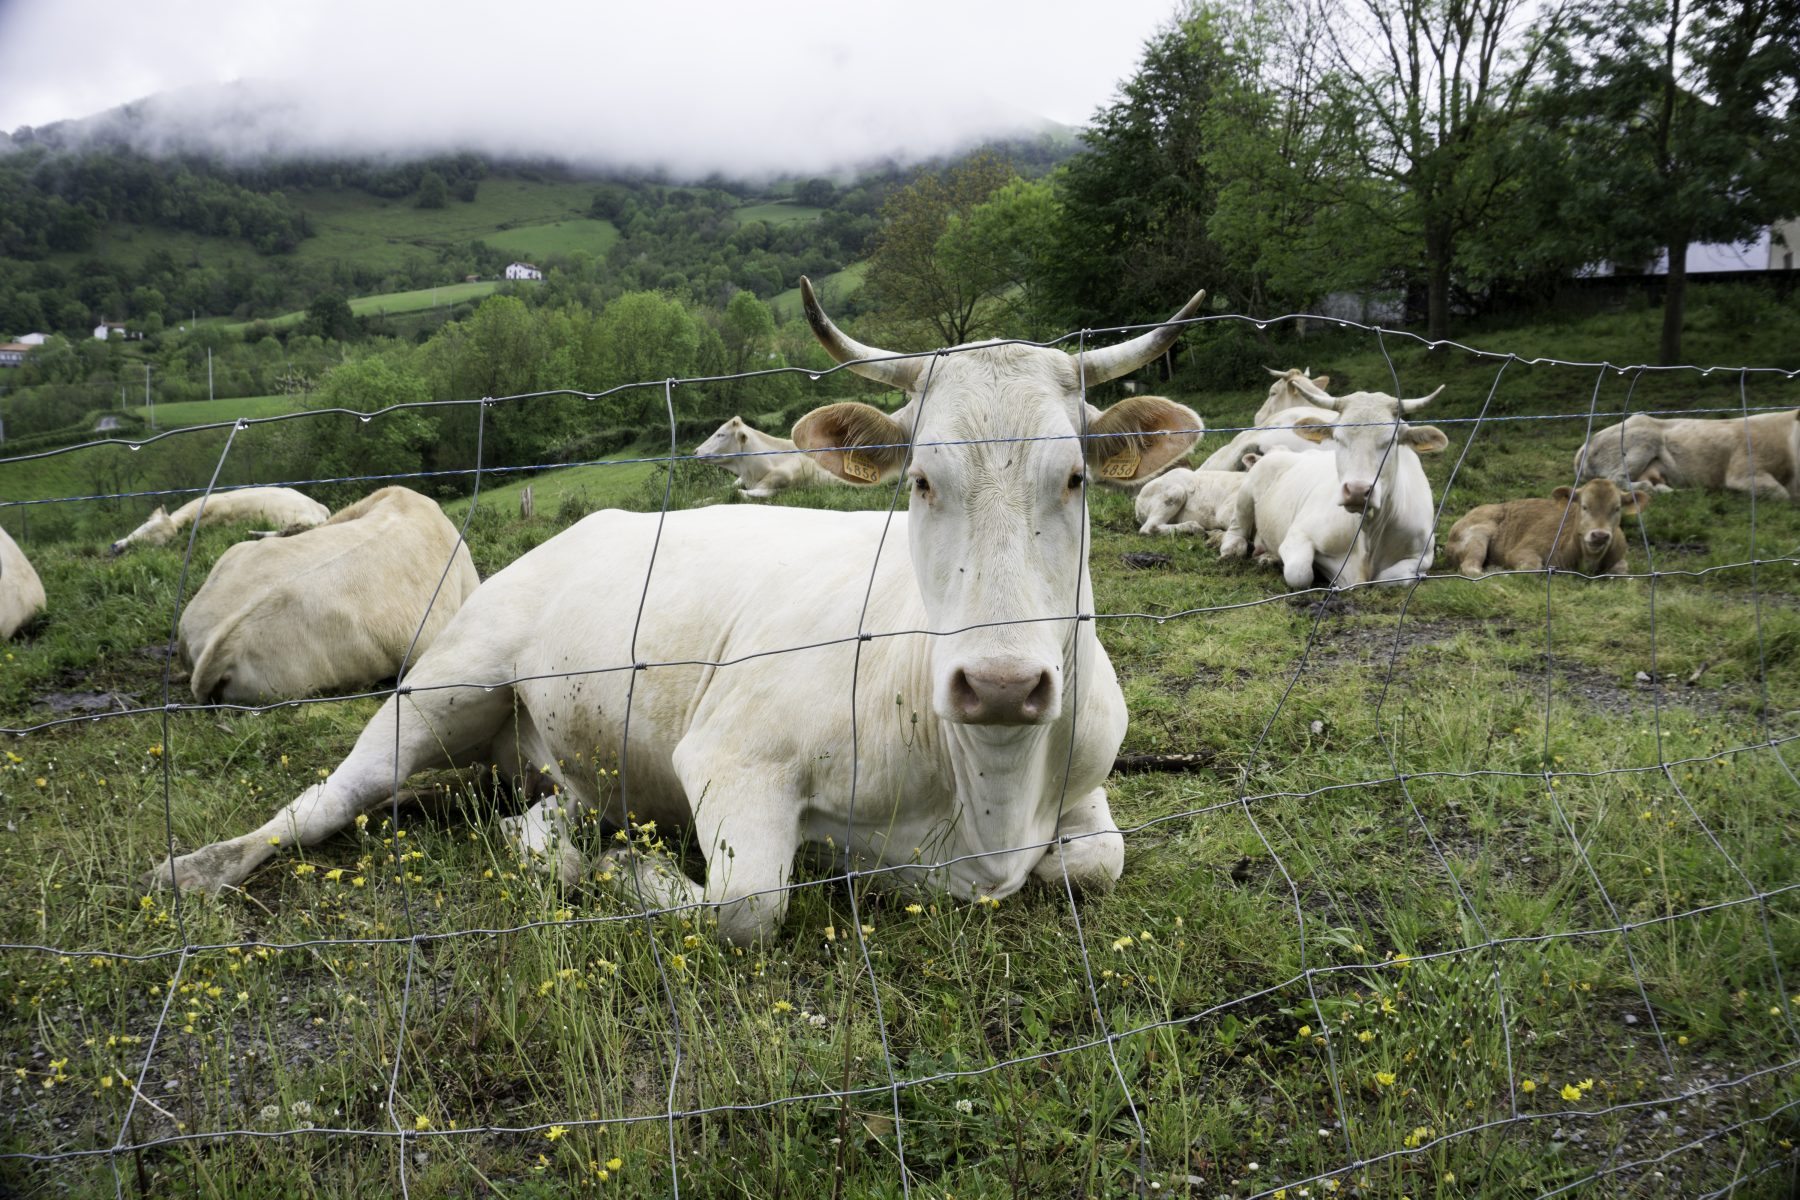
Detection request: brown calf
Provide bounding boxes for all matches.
[1446,478,1650,578]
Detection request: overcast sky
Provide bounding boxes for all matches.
[0,0,1182,175]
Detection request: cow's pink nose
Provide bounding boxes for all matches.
[948,664,1057,725]
[1341,481,1372,512]
[1586,529,1612,547]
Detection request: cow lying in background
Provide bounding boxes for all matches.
[110,486,330,555]
[1219,386,1448,589]
[1253,367,1333,425]
[1,524,46,639]
[1135,456,1258,536]
[146,279,1207,946]
[1197,370,1338,472]
[1446,478,1649,578]
[696,415,840,498]
[179,486,479,704]
[1574,409,1800,501]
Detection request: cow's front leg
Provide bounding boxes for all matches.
[1033,787,1124,892]
[1278,531,1318,590]
[504,792,588,885]
[602,747,804,944]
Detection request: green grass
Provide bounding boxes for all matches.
[3,295,1798,1197]
[223,282,509,332]
[482,219,621,261]
[290,180,603,273]
[735,201,826,227]
[768,260,868,319]
[126,394,310,428]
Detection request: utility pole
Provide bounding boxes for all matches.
[208,347,214,402]
[145,363,154,430]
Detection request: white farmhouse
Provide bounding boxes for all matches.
[0,342,31,367]
[93,320,130,340]
[504,262,543,281]
[17,332,48,346]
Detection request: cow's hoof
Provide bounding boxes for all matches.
[1219,535,1248,559]
[142,847,241,893]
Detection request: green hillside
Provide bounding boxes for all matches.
[221,281,508,331]
[767,261,869,318]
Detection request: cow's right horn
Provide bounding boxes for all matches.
[800,277,923,392]
[1077,288,1207,388]
[1399,385,1445,413]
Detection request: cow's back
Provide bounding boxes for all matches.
[0,523,46,639]
[183,487,478,701]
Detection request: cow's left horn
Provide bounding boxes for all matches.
[1079,289,1206,388]
[800,277,923,391]
[1400,385,1445,413]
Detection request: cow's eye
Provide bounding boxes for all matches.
[1068,471,1086,490]
[912,475,931,495]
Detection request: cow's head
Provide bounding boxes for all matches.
[1288,382,1448,515]
[793,279,1204,726]
[1553,478,1649,562]
[696,416,749,461]
[111,505,176,555]
[1264,366,1331,411]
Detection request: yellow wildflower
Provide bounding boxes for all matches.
[414,1115,431,1131]
[1375,1071,1396,1087]
[1298,1025,1312,1038]
[546,1125,567,1141]
[905,903,923,914]
[1560,1084,1582,1101]
[607,1157,623,1171]
[773,1000,793,1014]
[1520,1078,1536,1093]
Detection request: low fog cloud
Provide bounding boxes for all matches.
[0,0,1177,176]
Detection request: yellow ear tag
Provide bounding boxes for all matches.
[1100,446,1141,480]
[840,450,881,482]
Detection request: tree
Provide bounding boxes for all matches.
[304,292,357,341]
[1316,0,1576,339]
[589,291,700,422]
[416,170,448,210]
[299,355,436,506]
[1551,0,1800,362]
[1047,15,1235,330]
[939,177,1063,340]
[864,152,1017,345]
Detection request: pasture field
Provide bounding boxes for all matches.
[290,180,605,273]
[481,220,622,262]
[225,282,508,332]
[2,302,1799,1198]
[127,395,311,428]
[768,260,869,319]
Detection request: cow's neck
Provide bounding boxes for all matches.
[937,600,1099,884]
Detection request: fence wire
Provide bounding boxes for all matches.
[2,309,1797,1197]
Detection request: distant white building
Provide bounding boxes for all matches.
[1586,219,1799,276]
[16,332,48,346]
[0,342,31,367]
[504,262,543,281]
[93,320,131,340]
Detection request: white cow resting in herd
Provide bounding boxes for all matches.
[1573,409,1800,501]
[695,415,840,497]
[1197,370,1338,473]
[110,486,330,554]
[147,280,1207,945]
[178,487,480,704]
[1,523,46,640]
[1220,382,1448,590]
[1134,458,1258,536]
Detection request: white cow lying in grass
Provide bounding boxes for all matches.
[1220,384,1448,589]
[696,415,840,498]
[1573,409,1800,501]
[1253,367,1333,425]
[179,486,479,703]
[146,279,1207,944]
[1134,456,1257,536]
[1197,370,1338,472]
[1,523,46,639]
[110,486,329,554]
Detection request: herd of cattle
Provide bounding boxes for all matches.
[0,281,1795,941]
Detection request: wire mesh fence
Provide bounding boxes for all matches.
[2,309,1797,1197]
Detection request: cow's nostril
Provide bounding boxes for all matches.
[948,668,983,719]
[1021,670,1054,719]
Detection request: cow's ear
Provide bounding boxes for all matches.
[1313,375,1330,390]
[1622,488,1652,514]
[1402,424,1448,453]
[792,402,909,485]
[1553,486,1574,502]
[1240,451,1261,469]
[1084,396,1202,487]
[151,506,168,519]
[1291,416,1333,444]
